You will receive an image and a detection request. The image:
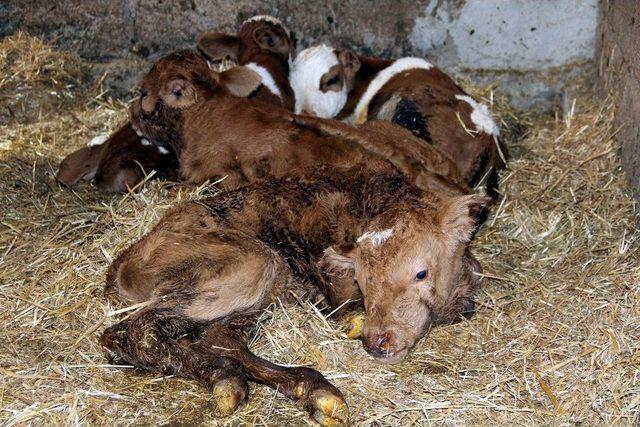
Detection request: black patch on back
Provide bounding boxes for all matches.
[392,99,432,143]
[469,149,490,188]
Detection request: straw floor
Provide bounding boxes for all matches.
[1,33,638,426]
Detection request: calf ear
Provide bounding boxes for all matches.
[439,194,491,243]
[161,79,197,109]
[219,66,262,98]
[318,245,356,279]
[336,49,361,83]
[197,32,240,61]
[56,145,105,187]
[253,27,289,57]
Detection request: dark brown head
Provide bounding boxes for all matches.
[326,194,489,363]
[56,124,179,193]
[129,50,262,151]
[197,15,295,65]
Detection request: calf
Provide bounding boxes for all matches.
[56,123,178,192]
[57,15,295,193]
[101,162,487,425]
[130,49,470,196]
[290,45,508,195]
[197,14,296,110]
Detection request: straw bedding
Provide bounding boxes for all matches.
[1,34,638,426]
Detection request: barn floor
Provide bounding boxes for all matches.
[1,34,638,426]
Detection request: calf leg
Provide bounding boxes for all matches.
[101,308,250,415]
[101,308,349,426]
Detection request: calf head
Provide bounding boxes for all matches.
[325,193,488,363]
[197,15,295,66]
[290,45,360,117]
[130,50,263,152]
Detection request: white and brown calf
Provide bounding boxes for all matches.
[290,45,508,195]
[198,14,296,110]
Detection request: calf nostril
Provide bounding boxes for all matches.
[375,333,392,352]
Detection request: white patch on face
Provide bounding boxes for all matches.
[157,146,170,155]
[345,57,433,125]
[357,227,394,247]
[87,135,109,147]
[290,45,348,118]
[134,127,143,137]
[244,62,282,100]
[140,138,152,146]
[454,95,500,136]
[243,15,290,37]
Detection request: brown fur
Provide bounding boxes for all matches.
[101,163,487,424]
[130,50,468,196]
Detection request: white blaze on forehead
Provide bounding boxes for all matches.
[140,138,151,146]
[87,135,109,147]
[243,15,291,37]
[157,146,170,155]
[244,62,282,99]
[290,45,348,117]
[345,57,433,125]
[357,228,394,247]
[455,95,500,136]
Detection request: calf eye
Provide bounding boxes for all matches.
[415,270,428,281]
[327,76,340,86]
[139,89,148,99]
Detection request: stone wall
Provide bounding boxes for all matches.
[2,0,598,110]
[597,0,640,202]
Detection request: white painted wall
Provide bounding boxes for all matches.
[411,0,598,71]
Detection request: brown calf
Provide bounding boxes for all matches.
[130,50,469,196]
[56,123,178,192]
[198,14,296,110]
[290,45,508,195]
[56,15,295,193]
[101,163,487,425]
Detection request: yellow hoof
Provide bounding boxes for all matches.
[346,314,364,340]
[310,389,350,427]
[212,378,246,416]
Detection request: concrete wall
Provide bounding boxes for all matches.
[597,0,640,202]
[1,0,598,110]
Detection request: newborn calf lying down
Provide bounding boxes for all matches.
[290,45,508,194]
[56,15,296,193]
[102,162,488,426]
[129,50,469,196]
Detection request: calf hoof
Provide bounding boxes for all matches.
[307,388,349,427]
[294,369,349,426]
[212,376,248,416]
[346,313,364,340]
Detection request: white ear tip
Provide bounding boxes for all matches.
[87,135,109,147]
